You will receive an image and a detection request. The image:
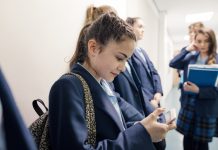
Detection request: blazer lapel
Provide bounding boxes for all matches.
[189,52,200,64]
[122,70,138,91]
[133,51,152,77]
[72,64,125,131]
[93,86,126,131]
[140,50,153,77]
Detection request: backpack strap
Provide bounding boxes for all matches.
[32,99,48,116]
[66,72,96,147]
[31,73,96,148]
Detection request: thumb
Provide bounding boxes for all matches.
[151,108,165,119]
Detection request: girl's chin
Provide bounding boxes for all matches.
[105,76,115,82]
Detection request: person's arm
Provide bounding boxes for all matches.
[49,76,156,150]
[198,87,218,100]
[117,95,144,127]
[148,59,163,94]
[143,52,163,105]
[169,47,192,70]
[142,50,163,95]
[183,81,218,100]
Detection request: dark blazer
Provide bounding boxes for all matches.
[113,60,154,117]
[49,64,155,150]
[130,48,163,115]
[0,68,37,150]
[131,48,163,102]
[169,47,218,117]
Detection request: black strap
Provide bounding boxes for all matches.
[32,99,48,116]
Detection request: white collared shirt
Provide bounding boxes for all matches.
[100,80,125,130]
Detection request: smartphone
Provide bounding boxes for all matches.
[164,108,176,124]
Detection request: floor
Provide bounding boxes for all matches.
[161,86,218,150]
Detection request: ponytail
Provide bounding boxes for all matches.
[69,24,90,69]
[84,5,117,25]
[85,5,96,25]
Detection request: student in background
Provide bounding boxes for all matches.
[169,28,218,150]
[84,4,117,25]
[49,13,175,150]
[189,22,204,43]
[112,17,166,150]
[126,17,166,150]
[177,22,205,89]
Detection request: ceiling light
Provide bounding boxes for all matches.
[185,12,214,23]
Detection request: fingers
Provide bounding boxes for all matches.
[150,100,158,109]
[151,108,165,119]
[167,122,177,130]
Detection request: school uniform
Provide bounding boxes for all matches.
[0,68,37,150]
[49,63,155,150]
[131,47,163,104]
[113,59,153,117]
[169,47,218,144]
[113,48,166,150]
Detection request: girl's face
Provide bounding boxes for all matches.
[195,33,210,54]
[132,19,144,41]
[87,38,135,82]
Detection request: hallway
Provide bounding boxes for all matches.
[162,86,218,150]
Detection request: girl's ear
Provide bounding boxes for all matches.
[87,39,99,56]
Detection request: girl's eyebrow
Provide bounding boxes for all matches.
[118,52,128,58]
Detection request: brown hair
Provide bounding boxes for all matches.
[195,28,217,64]
[85,4,117,25]
[70,13,136,69]
[126,17,141,26]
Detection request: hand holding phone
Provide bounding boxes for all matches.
[164,108,176,124]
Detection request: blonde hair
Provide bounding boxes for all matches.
[84,4,117,25]
[188,22,204,33]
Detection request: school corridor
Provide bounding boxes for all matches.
[162,86,218,150]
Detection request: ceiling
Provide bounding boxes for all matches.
[154,0,218,49]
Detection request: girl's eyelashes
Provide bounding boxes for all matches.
[115,55,126,62]
[116,56,125,61]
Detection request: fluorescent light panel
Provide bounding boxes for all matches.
[185,11,214,23]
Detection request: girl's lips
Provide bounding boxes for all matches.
[111,72,119,77]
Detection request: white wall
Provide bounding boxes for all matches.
[0,0,173,125]
[157,11,175,99]
[0,0,127,125]
[126,0,160,66]
[126,0,174,97]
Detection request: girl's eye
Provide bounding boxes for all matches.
[196,40,201,44]
[116,56,125,61]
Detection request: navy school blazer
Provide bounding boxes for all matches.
[112,59,155,117]
[131,48,163,102]
[49,64,155,150]
[169,47,218,117]
[0,68,37,150]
